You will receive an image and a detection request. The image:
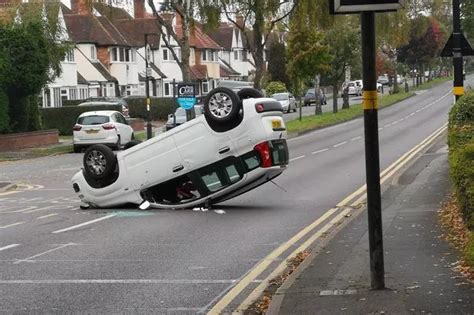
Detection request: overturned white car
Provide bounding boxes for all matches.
[72,87,289,209]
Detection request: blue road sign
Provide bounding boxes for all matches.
[177,97,196,109]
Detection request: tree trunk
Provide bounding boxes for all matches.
[251,1,265,90]
[314,75,322,115]
[332,85,338,113]
[342,87,349,109]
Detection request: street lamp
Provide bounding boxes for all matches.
[144,33,159,140]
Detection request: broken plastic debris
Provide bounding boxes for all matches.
[406,285,420,290]
[213,209,226,214]
[139,200,151,210]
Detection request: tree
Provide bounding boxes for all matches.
[286,0,331,114]
[323,20,360,112]
[267,41,290,89]
[0,2,68,133]
[220,0,297,89]
[463,0,474,42]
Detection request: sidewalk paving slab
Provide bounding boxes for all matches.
[270,136,473,314]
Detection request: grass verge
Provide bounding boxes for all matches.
[287,91,415,134]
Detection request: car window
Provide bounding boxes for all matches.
[195,157,244,194]
[78,115,110,125]
[142,175,202,205]
[272,94,289,101]
[116,113,128,124]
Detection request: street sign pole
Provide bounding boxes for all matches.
[452,0,464,101]
[361,11,385,290]
[144,33,153,140]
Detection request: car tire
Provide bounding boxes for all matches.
[73,145,81,153]
[237,88,264,100]
[204,87,241,124]
[83,144,117,180]
[124,139,142,150]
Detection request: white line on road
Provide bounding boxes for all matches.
[333,141,347,148]
[10,206,38,213]
[0,222,25,229]
[384,124,391,128]
[0,244,20,252]
[311,148,329,155]
[289,155,305,162]
[37,213,58,220]
[0,279,237,284]
[351,136,361,141]
[14,243,75,264]
[52,214,116,234]
[379,127,383,131]
[23,206,55,214]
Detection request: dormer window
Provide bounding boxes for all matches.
[202,50,216,62]
[110,47,135,63]
[162,47,181,62]
[64,50,74,62]
[90,46,96,60]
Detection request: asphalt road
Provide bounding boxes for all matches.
[0,77,472,313]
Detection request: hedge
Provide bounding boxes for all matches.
[41,104,122,135]
[41,97,178,135]
[125,97,178,120]
[448,91,474,229]
[0,90,10,133]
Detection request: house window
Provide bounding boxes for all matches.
[69,88,77,100]
[202,50,207,61]
[163,48,169,61]
[174,47,181,61]
[110,47,135,62]
[207,50,216,61]
[234,50,238,60]
[90,46,96,60]
[242,50,248,61]
[164,82,171,96]
[65,50,74,62]
[202,81,209,94]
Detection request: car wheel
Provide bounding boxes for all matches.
[83,144,117,180]
[73,145,81,153]
[204,87,241,124]
[237,88,264,99]
[124,139,142,150]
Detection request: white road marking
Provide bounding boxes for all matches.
[311,148,329,155]
[14,243,75,264]
[0,222,25,229]
[23,206,55,214]
[416,109,421,113]
[408,113,415,117]
[37,213,58,219]
[384,124,391,128]
[289,155,305,162]
[0,244,20,252]
[391,121,398,125]
[320,289,357,296]
[10,206,38,213]
[52,214,116,234]
[333,141,347,148]
[379,127,383,131]
[351,136,361,141]
[0,279,237,284]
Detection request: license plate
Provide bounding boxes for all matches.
[85,129,99,134]
[272,119,282,129]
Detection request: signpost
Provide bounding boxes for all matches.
[177,83,196,121]
[329,0,404,290]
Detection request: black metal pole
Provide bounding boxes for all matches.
[145,34,152,140]
[453,0,464,101]
[361,11,385,290]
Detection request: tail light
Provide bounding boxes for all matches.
[255,103,265,113]
[73,124,82,131]
[254,141,272,168]
[102,123,116,130]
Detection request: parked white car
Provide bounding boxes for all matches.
[72,88,289,210]
[343,81,362,96]
[73,111,134,153]
[272,92,297,113]
[354,79,383,92]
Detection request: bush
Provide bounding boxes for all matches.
[265,81,287,96]
[62,99,85,106]
[0,89,10,133]
[41,104,122,135]
[448,91,474,229]
[125,97,178,120]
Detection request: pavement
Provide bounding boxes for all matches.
[268,134,473,314]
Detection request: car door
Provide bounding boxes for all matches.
[289,94,295,110]
[114,113,133,143]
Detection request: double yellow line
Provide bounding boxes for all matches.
[208,123,448,314]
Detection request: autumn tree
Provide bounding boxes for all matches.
[220,0,297,89]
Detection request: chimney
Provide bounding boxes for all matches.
[134,0,145,18]
[71,0,90,15]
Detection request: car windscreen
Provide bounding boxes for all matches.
[305,92,315,97]
[77,115,110,125]
[272,94,289,101]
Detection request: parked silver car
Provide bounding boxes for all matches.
[272,92,297,113]
[165,105,203,131]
